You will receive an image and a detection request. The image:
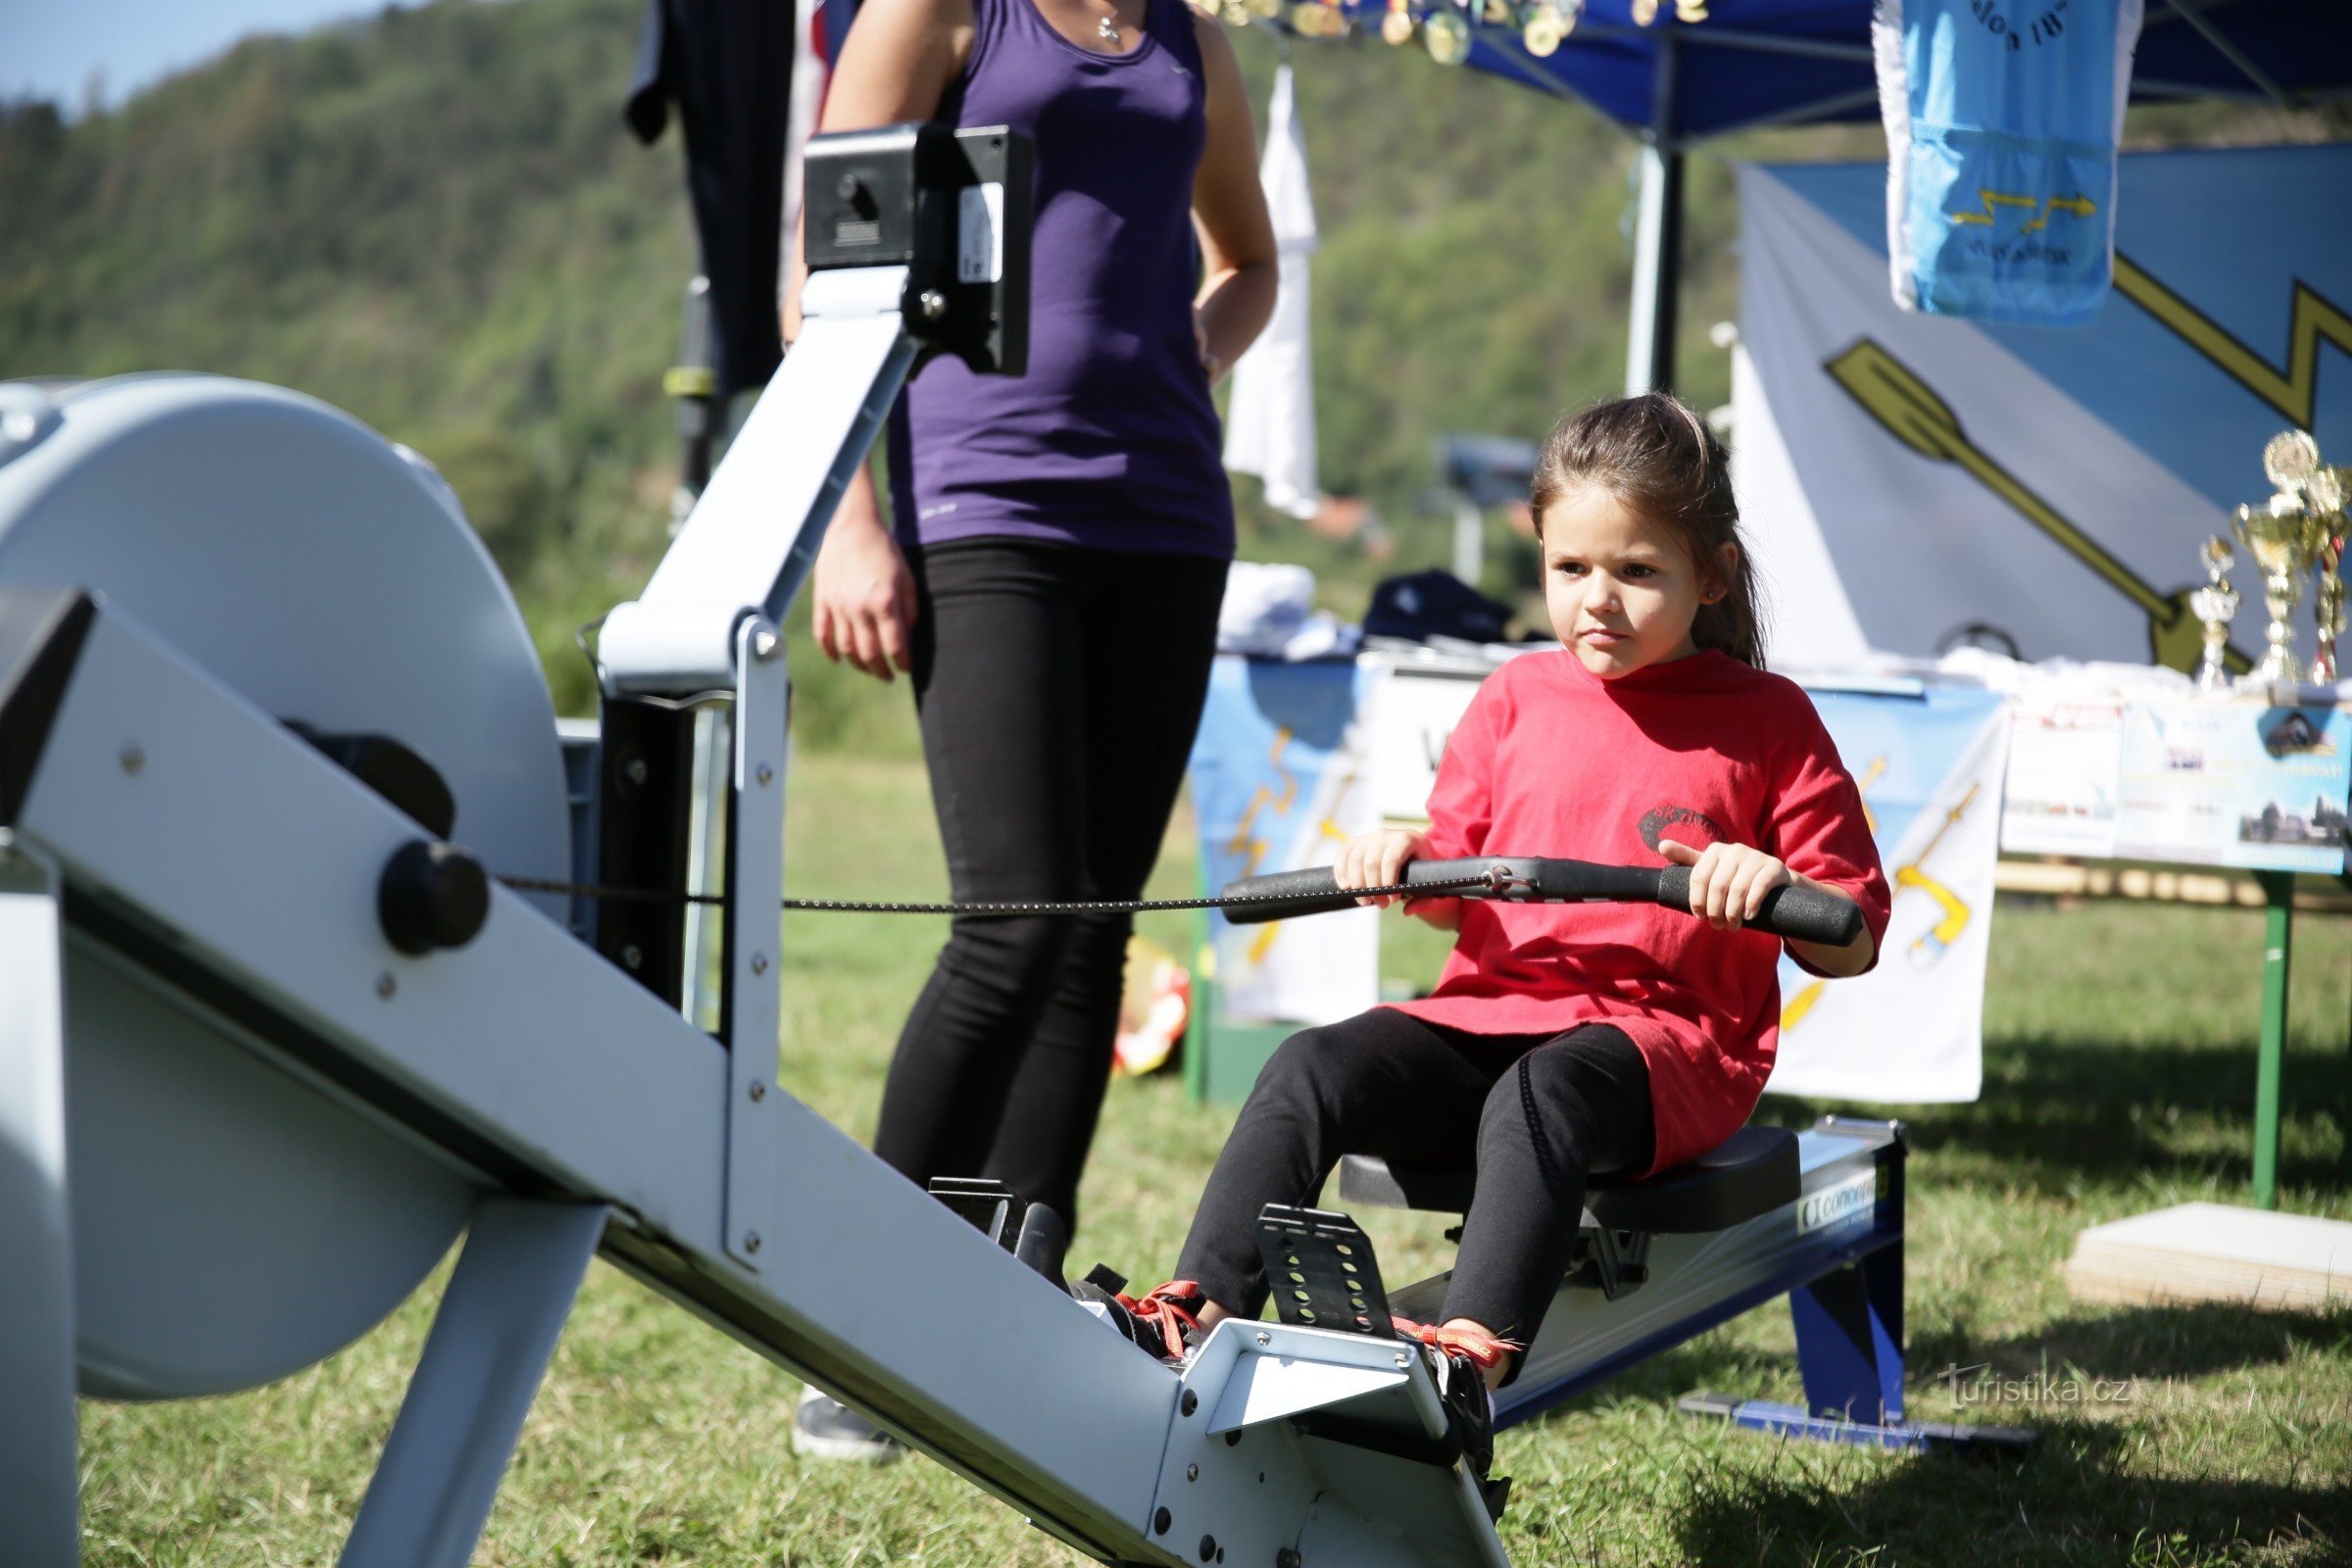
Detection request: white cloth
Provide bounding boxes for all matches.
[1222,64,1321,521]
[1215,561,1358,661]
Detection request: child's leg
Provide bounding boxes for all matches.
[1173,1009,1503,1325]
[1442,1024,1654,1371]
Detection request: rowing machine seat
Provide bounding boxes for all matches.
[1336,1125,1800,1235]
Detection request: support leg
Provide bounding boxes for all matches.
[2254,870,2293,1210]
[1790,1242,1905,1427]
[339,1198,609,1568]
[0,848,81,1568]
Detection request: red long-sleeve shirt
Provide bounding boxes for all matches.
[1387,648,1890,1177]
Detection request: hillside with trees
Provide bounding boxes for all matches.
[3,0,2327,734]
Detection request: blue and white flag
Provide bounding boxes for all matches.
[1874,0,2144,325]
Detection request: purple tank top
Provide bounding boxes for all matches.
[885,0,1235,560]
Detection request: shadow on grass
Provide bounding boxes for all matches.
[1761,1034,2349,1197]
[1910,1297,2352,1387]
[1666,1416,2343,1568]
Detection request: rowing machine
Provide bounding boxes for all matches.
[0,124,1521,1568]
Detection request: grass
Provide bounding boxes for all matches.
[77,750,2352,1566]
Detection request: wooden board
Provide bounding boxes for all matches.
[2064,1201,2352,1312]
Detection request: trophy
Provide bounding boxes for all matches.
[2306,465,2349,682]
[2189,534,2239,693]
[2232,489,2323,683]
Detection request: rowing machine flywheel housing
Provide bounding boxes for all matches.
[0,374,570,1397]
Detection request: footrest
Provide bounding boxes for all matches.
[1255,1204,1396,1337]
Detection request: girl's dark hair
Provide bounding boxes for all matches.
[1529,391,1766,667]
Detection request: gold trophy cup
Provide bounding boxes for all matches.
[2189,534,2240,693]
[2232,492,2323,684]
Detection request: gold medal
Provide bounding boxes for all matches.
[1632,0,1659,24]
[1522,0,1569,55]
[1382,0,1417,46]
[1423,9,1471,63]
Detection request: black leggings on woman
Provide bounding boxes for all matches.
[870,537,1229,1232]
[1174,1008,1655,1347]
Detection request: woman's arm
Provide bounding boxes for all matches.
[1188,13,1278,383]
[785,0,975,680]
[781,0,974,342]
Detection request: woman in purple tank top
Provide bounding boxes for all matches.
[783,0,1275,1461]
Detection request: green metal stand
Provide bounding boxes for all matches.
[2253,871,2294,1210]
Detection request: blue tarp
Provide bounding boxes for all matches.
[1325,0,2350,141]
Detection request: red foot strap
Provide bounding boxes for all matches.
[1121,1281,1204,1361]
[1391,1316,1522,1370]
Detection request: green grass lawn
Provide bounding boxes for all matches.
[77,752,2351,1567]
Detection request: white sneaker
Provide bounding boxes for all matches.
[790,1386,906,1465]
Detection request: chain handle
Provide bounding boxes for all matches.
[493,873,1493,917]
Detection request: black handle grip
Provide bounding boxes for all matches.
[1656,866,1863,947]
[1218,859,1493,925]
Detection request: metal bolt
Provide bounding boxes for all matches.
[756,762,774,786]
[1276,1551,1303,1568]
[1199,1536,1216,1562]
[749,1080,767,1102]
[622,757,650,787]
[1186,1463,1198,1482]
[751,952,769,975]
[119,743,144,774]
[752,626,782,662]
[375,971,397,1000]
[1255,1331,1271,1347]
[621,944,644,970]
[744,1231,762,1254]
[1394,1352,1411,1369]
[1153,1507,1172,1536]
[919,289,948,320]
[1180,1389,1199,1417]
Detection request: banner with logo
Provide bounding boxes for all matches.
[1737,144,2352,673]
[1188,656,1383,1024]
[1766,683,2011,1104]
[1874,0,2143,324]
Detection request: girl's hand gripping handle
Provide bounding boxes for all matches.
[1652,866,1863,947]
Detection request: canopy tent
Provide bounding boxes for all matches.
[1305,0,2352,392]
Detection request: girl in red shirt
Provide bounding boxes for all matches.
[1083,393,1889,1411]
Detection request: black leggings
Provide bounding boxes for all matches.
[870,537,1229,1231]
[1175,1008,1655,1346]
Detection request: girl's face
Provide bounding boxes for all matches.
[1539,483,1735,678]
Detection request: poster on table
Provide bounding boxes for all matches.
[1736,143,2352,673]
[1187,657,1383,1025]
[2111,701,2351,873]
[2000,688,2125,858]
[1765,684,2011,1104]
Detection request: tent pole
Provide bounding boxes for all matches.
[1624,32,1685,396]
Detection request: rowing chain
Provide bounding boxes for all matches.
[492,872,1495,917]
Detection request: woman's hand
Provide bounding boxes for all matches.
[1195,307,1223,383]
[811,498,918,681]
[1657,837,1790,932]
